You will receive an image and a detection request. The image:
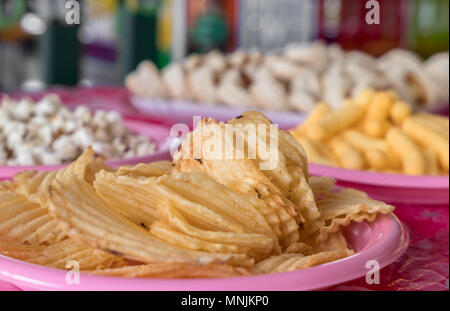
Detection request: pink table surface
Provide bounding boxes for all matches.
[0,86,448,291]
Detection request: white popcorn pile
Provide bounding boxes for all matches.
[0,95,157,166]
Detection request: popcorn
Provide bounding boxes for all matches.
[0,95,157,166]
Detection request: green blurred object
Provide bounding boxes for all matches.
[40,20,80,86]
[408,0,449,57]
[119,0,159,79]
[190,9,229,53]
[0,0,25,30]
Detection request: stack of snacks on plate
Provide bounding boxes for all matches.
[290,89,449,176]
[0,95,156,166]
[0,112,395,278]
[126,42,449,112]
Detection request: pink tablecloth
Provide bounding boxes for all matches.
[0,87,448,291]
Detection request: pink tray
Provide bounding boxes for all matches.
[131,96,307,129]
[0,119,173,180]
[0,213,408,291]
[309,164,449,205]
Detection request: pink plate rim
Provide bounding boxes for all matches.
[0,213,409,291]
[0,119,173,179]
[309,163,449,189]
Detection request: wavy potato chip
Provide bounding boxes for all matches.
[0,239,126,270]
[48,150,252,267]
[150,221,250,254]
[157,202,274,253]
[91,262,249,278]
[175,118,301,248]
[252,250,351,274]
[0,180,17,192]
[310,188,394,242]
[0,190,65,245]
[116,161,173,177]
[14,170,57,206]
[94,171,160,229]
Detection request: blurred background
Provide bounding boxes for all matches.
[0,0,448,91]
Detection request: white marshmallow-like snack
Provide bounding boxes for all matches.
[0,95,157,166]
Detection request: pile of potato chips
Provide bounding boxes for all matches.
[0,112,394,278]
[291,88,449,175]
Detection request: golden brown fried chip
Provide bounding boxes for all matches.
[252,251,351,274]
[0,190,65,245]
[150,221,250,254]
[94,171,159,229]
[116,161,173,177]
[14,170,57,206]
[48,150,252,267]
[0,239,126,270]
[91,263,249,278]
[0,180,17,192]
[312,188,395,242]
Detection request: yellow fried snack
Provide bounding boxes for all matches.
[306,102,365,141]
[0,190,65,245]
[329,137,365,170]
[0,239,127,270]
[402,117,449,171]
[366,91,395,122]
[0,111,401,279]
[48,149,252,267]
[94,171,160,228]
[390,101,412,125]
[386,128,426,175]
[116,161,173,177]
[91,263,249,278]
[14,170,57,206]
[292,88,448,176]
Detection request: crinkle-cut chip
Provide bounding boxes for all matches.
[94,171,159,229]
[311,188,395,242]
[0,191,66,245]
[252,251,351,274]
[230,113,318,222]
[0,180,17,192]
[116,161,173,177]
[0,239,127,270]
[311,231,354,256]
[174,118,300,248]
[283,242,314,255]
[14,170,57,206]
[150,221,250,254]
[91,263,250,278]
[157,173,274,238]
[48,150,252,267]
[157,202,275,255]
[230,111,309,176]
[317,188,395,220]
[309,176,337,200]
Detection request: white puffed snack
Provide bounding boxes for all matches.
[0,95,157,166]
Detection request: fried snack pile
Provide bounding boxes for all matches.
[0,112,394,279]
[126,42,449,112]
[290,89,449,176]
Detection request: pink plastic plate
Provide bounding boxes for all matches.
[0,213,408,291]
[131,96,307,129]
[309,163,449,205]
[0,119,173,180]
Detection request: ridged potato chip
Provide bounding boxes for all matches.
[48,149,252,267]
[14,170,57,206]
[0,180,16,192]
[251,250,351,274]
[91,262,249,278]
[0,239,126,270]
[0,190,65,245]
[116,161,173,177]
[94,171,160,229]
[175,118,301,248]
